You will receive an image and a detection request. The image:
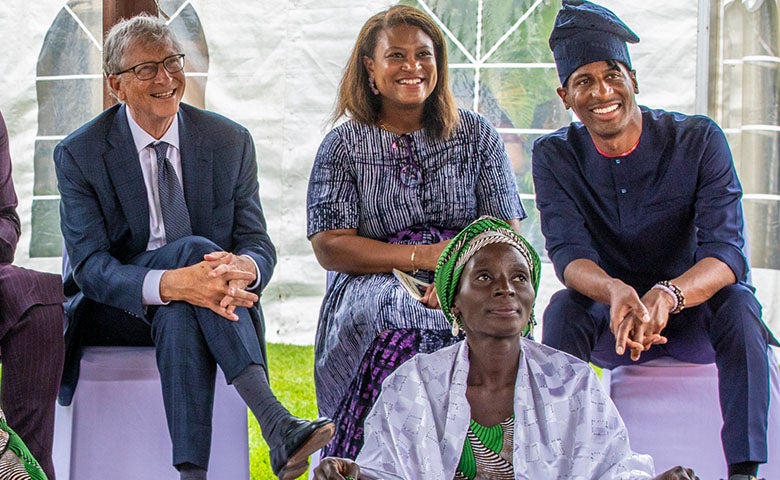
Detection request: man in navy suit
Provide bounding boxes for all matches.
[54,15,333,480]
[0,110,64,479]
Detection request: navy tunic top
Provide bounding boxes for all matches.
[532,106,749,293]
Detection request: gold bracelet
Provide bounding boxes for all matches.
[410,245,419,274]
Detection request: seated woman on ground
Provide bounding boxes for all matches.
[306,5,524,458]
[312,216,699,480]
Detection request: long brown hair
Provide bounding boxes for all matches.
[331,5,459,139]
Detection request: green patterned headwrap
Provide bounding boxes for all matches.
[434,216,541,336]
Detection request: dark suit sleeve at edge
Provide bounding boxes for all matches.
[0,111,20,263]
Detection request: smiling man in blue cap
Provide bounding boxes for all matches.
[532,2,778,480]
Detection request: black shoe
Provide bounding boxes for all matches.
[270,417,335,480]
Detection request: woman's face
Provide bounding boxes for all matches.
[452,243,535,339]
[363,24,438,111]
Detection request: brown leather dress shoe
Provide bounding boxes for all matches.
[270,417,335,480]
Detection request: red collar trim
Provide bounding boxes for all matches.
[595,136,641,158]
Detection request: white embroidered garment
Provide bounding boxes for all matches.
[356,338,655,480]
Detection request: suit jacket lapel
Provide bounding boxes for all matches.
[178,107,213,238]
[105,104,150,252]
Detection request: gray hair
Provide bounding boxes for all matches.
[103,14,183,76]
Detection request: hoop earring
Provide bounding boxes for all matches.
[369,77,379,95]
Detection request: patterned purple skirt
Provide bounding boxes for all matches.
[322,327,463,459]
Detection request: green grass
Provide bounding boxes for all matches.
[249,343,318,480]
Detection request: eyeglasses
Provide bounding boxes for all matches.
[391,134,423,188]
[114,54,186,80]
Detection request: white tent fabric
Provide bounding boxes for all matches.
[0,0,776,345]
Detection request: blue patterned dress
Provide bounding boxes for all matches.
[306,108,525,457]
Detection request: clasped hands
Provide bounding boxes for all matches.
[312,457,360,480]
[159,251,258,321]
[610,281,677,361]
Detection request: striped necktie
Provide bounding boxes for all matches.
[151,141,192,243]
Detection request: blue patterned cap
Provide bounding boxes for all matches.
[549,0,639,85]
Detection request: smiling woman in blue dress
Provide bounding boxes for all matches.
[306,4,525,458]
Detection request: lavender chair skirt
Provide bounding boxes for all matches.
[609,347,780,479]
[53,346,249,480]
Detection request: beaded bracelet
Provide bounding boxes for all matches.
[410,245,419,275]
[651,280,685,314]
